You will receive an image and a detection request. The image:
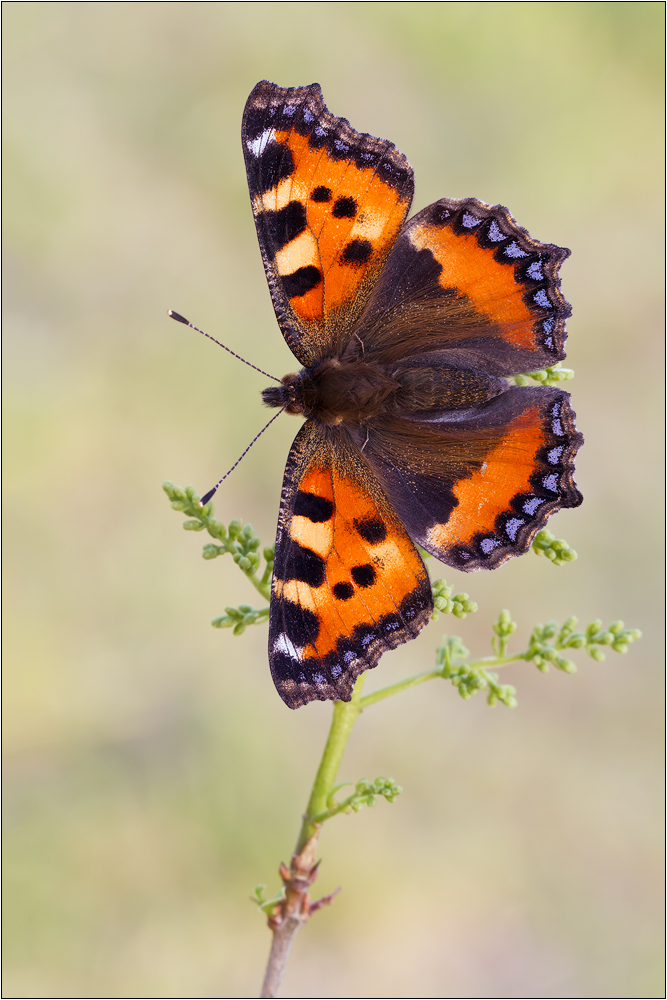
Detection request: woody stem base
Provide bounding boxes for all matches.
[259,677,365,998]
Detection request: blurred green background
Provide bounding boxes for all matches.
[3,3,664,997]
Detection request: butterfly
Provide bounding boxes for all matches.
[242,81,583,710]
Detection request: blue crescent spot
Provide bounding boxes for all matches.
[488,221,506,242]
[505,517,525,541]
[523,496,543,515]
[504,241,528,258]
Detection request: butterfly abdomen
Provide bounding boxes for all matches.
[392,363,506,413]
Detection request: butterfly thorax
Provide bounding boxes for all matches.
[262,357,505,425]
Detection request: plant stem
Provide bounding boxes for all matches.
[259,675,365,998]
[358,655,523,709]
[296,674,365,852]
[359,669,442,709]
[245,570,271,602]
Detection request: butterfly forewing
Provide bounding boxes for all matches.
[270,421,433,708]
[243,81,414,366]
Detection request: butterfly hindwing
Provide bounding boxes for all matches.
[243,81,414,366]
[353,387,582,572]
[356,197,571,376]
[270,421,433,708]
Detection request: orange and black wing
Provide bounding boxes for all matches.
[356,197,571,376]
[353,387,582,572]
[242,81,414,367]
[269,421,432,708]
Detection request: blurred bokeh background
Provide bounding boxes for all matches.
[3,3,664,997]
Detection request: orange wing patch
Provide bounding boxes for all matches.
[409,220,536,346]
[269,431,432,709]
[253,130,410,327]
[427,407,545,549]
[357,197,572,375]
[252,129,410,329]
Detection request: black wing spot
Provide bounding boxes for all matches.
[294,492,334,522]
[351,563,376,588]
[341,238,372,268]
[279,599,320,645]
[283,266,322,298]
[355,517,387,544]
[332,196,357,219]
[262,201,307,253]
[311,185,332,202]
[276,544,325,586]
[255,141,295,193]
[332,582,354,601]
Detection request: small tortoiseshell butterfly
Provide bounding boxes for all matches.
[242,81,583,710]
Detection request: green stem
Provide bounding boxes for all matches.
[245,570,271,602]
[295,674,365,854]
[359,654,526,710]
[359,670,442,709]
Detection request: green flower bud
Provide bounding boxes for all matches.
[215,616,236,628]
[163,482,186,500]
[183,519,204,531]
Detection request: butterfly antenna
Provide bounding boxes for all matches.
[168,310,281,382]
[199,404,289,507]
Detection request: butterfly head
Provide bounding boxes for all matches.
[262,373,305,415]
